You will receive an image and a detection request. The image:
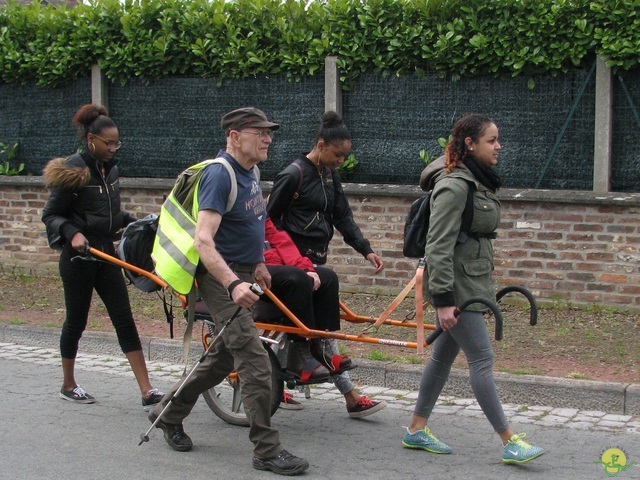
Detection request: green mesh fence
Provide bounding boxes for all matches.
[3,67,640,192]
[612,70,640,192]
[342,69,596,189]
[108,76,325,179]
[0,78,90,175]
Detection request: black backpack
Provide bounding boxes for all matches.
[402,181,475,258]
[116,214,160,292]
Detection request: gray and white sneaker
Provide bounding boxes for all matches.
[142,388,165,411]
[60,385,95,404]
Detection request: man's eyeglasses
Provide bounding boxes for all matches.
[240,130,274,140]
[92,134,122,150]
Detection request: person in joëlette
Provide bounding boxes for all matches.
[261,217,386,417]
[267,111,386,418]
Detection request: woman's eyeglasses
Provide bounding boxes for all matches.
[92,134,122,150]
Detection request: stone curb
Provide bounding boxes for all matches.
[3,322,638,415]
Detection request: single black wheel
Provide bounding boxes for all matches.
[202,343,283,426]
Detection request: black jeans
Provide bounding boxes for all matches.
[263,265,341,332]
[58,243,142,359]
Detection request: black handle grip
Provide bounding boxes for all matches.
[426,327,443,345]
[426,296,504,344]
[496,285,538,326]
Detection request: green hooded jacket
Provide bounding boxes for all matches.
[420,156,501,311]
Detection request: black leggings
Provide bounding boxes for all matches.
[263,265,341,332]
[58,243,142,359]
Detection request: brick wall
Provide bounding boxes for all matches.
[2,177,640,310]
[328,185,640,310]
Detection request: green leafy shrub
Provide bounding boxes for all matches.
[0,142,23,176]
[0,0,638,87]
[419,135,450,165]
[590,0,640,71]
[337,153,359,180]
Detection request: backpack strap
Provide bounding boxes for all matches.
[288,161,304,208]
[192,158,237,218]
[461,180,475,233]
[455,180,475,244]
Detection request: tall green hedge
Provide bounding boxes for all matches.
[0,0,638,87]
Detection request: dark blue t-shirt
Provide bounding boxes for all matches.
[197,151,265,264]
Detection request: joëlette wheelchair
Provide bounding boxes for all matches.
[85,248,537,427]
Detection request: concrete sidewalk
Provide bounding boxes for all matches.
[2,322,640,416]
[2,340,639,435]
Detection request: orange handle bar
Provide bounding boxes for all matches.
[87,247,187,305]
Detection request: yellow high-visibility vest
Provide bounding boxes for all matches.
[152,158,258,294]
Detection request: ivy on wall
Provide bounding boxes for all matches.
[0,0,638,87]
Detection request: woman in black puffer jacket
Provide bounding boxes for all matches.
[267,111,384,270]
[42,103,163,408]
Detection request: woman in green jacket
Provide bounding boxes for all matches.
[401,114,545,464]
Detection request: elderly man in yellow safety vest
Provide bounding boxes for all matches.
[149,107,309,477]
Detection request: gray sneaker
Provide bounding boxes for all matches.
[280,391,304,411]
[502,433,545,464]
[60,385,95,404]
[402,426,452,454]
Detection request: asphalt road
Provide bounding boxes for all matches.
[2,350,639,480]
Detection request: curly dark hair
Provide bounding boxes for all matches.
[444,113,495,173]
[71,103,116,140]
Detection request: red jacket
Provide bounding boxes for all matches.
[264,218,315,272]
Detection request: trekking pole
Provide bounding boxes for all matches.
[138,283,263,446]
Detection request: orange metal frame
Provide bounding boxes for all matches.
[88,247,435,353]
